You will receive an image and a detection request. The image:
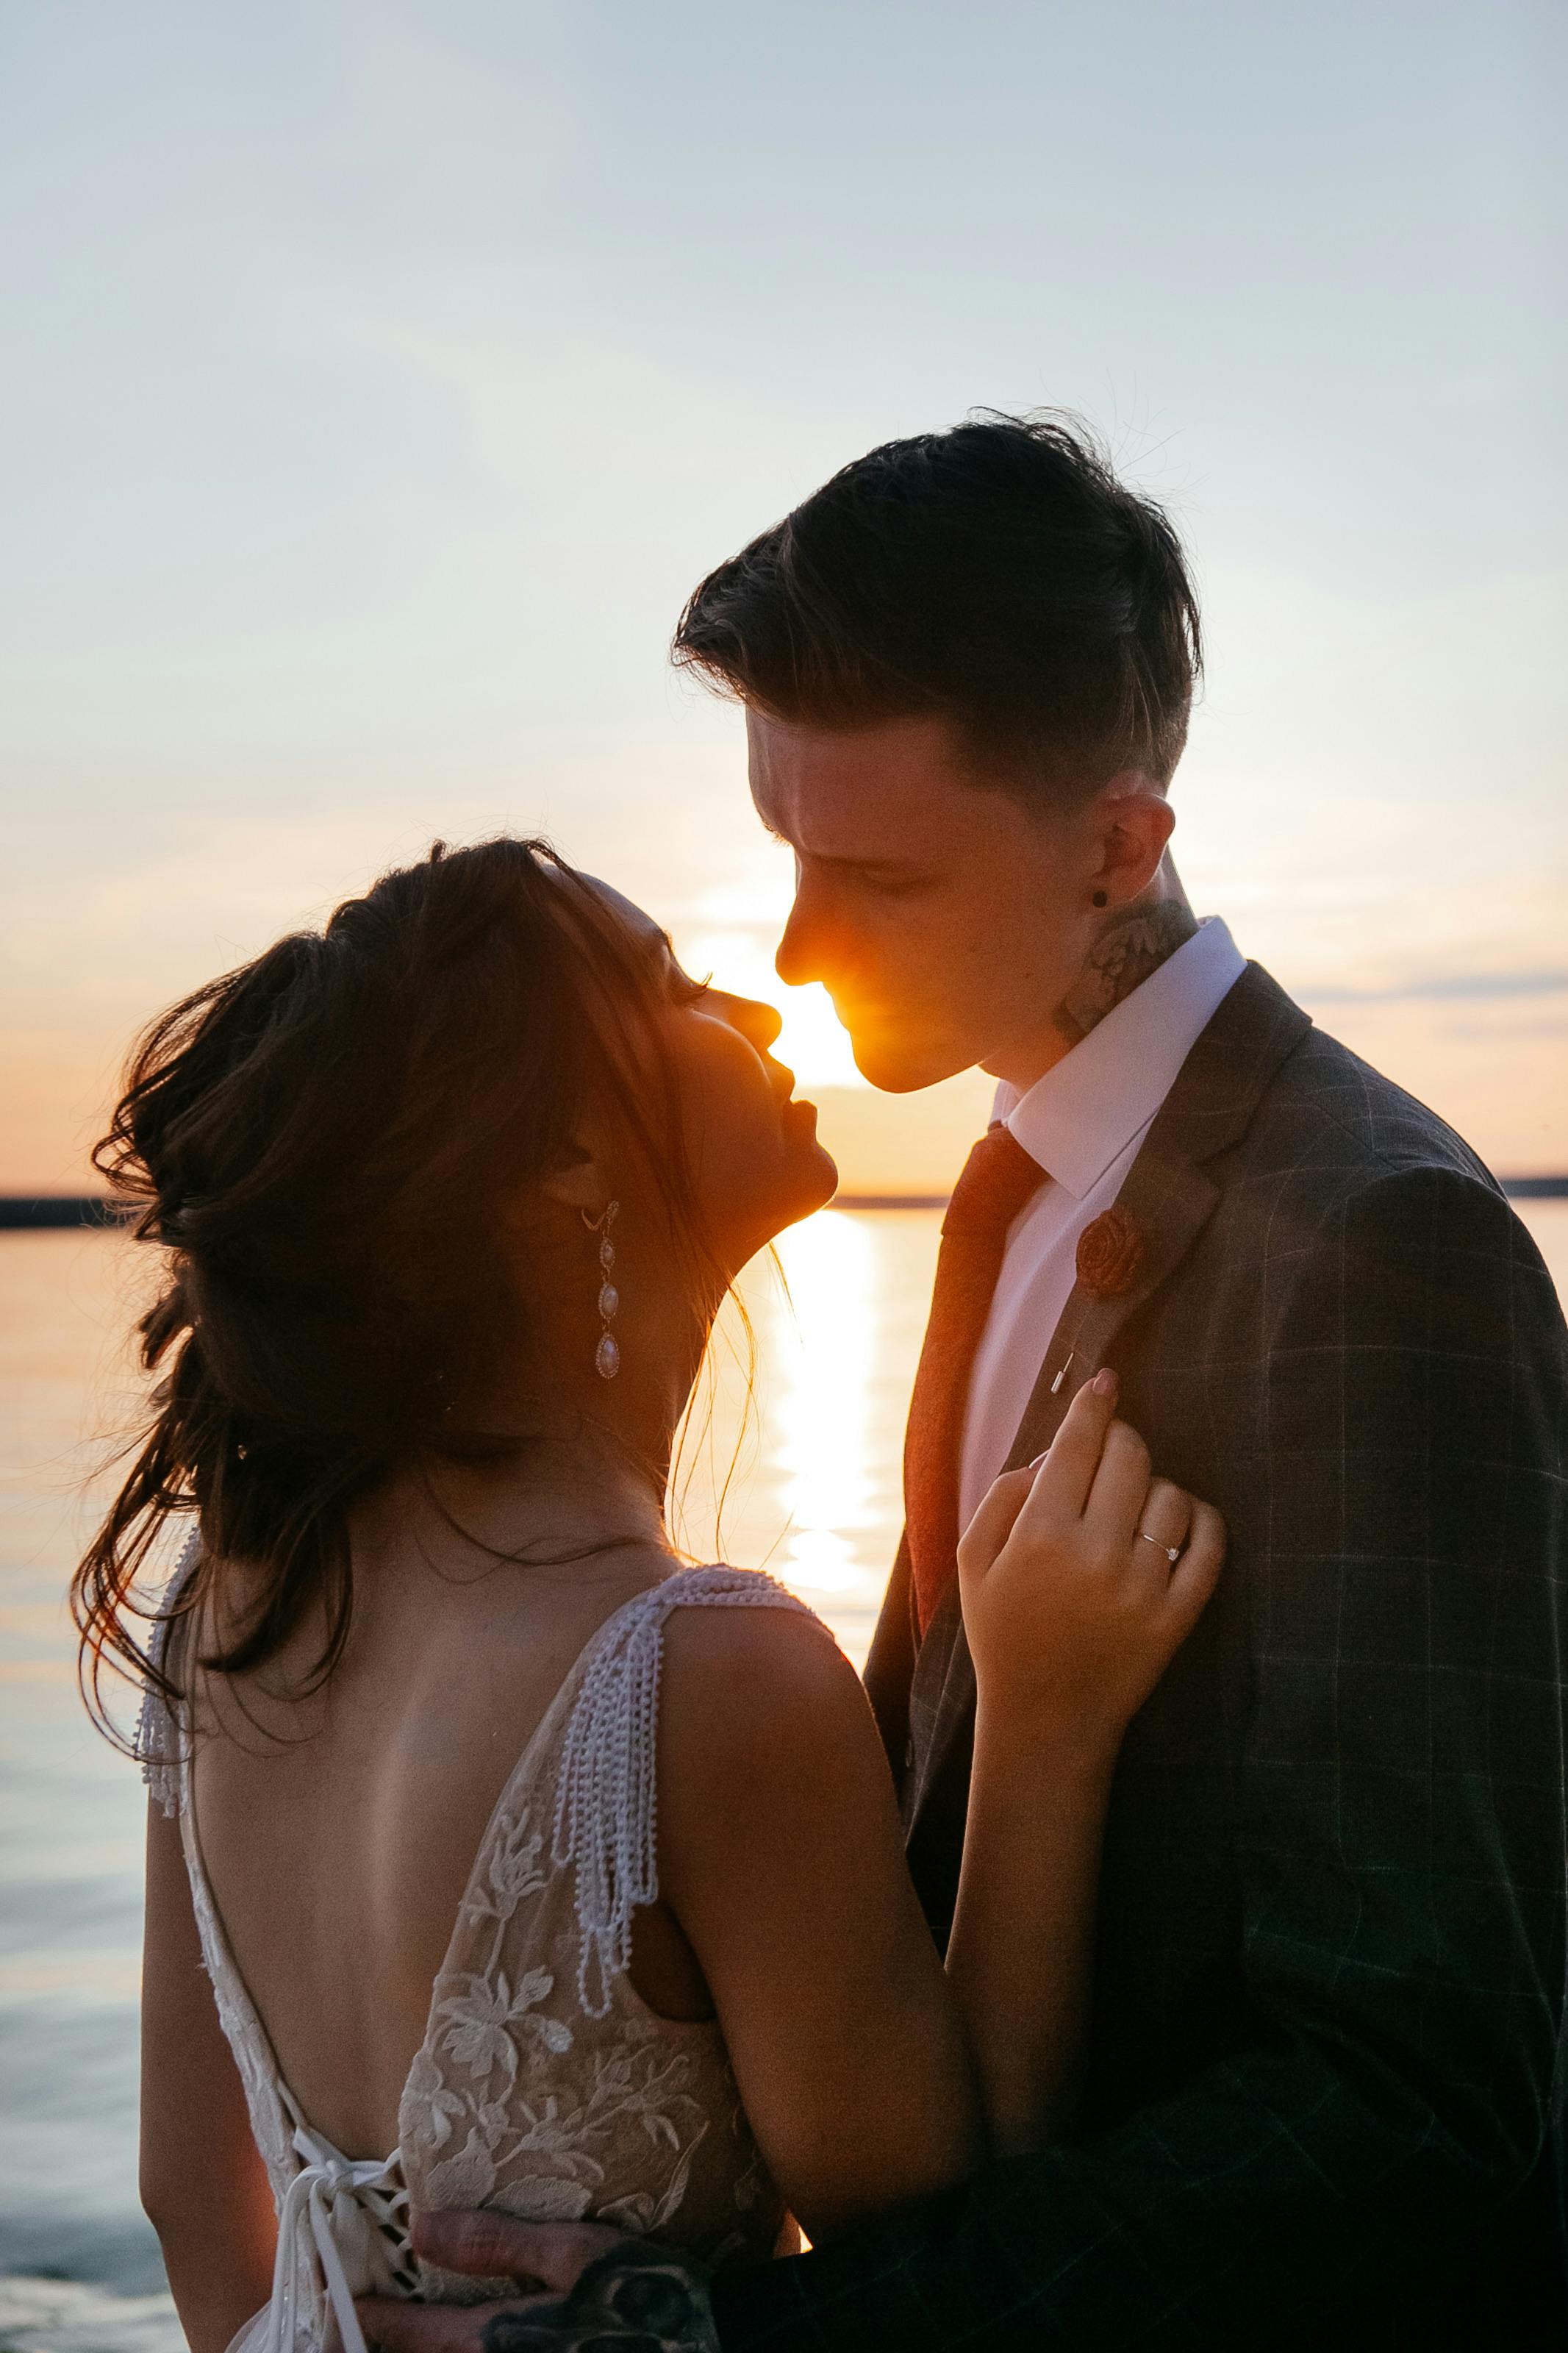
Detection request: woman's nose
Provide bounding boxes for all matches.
[734,994,784,1053]
[709,988,782,1054]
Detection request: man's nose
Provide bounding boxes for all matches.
[775,886,828,989]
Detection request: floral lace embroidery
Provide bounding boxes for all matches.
[400,1570,815,2262]
[135,1525,201,1818]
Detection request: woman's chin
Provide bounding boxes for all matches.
[748,1141,840,1257]
[801,1138,840,1214]
[788,1103,840,1207]
[712,1121,839,1272]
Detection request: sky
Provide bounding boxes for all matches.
[2,0,1564,1193]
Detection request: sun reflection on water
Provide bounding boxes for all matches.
[770,1212,880,1600]
[673,1208,942,1665]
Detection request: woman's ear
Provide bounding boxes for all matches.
[537,1146,610,1216]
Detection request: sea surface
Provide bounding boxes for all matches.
[3,1202,1566,2353]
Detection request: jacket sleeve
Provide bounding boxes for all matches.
[711,1165,1568,2350]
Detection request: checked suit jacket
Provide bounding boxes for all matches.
[713,963,1568,2352]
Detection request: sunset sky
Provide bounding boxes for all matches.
[3,1,1563,1193]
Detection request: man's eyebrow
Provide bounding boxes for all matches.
[759,819,927,873]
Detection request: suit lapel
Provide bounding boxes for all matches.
[903,964,1311,1842]
[1003,1148,1222,1468]
[864,1532,917,1776]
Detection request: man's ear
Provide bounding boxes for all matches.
[1091,778,1177,905]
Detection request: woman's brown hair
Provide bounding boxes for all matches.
[73,837,719,1741]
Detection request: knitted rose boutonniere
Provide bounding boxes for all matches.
[1075,1205,1145,1299]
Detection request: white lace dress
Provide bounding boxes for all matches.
[139,1542,818,2353]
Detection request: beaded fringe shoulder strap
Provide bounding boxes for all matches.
[134,1524,204,1817]
[551,1565,819,2018]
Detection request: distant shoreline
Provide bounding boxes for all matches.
[4,1179,1568,1231]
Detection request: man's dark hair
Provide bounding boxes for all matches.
[673,410,1201,800]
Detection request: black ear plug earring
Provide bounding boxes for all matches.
[1091,890,1109,909]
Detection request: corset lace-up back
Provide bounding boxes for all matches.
[139,1540,815,2353]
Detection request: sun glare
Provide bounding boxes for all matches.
[673,925,864,1090]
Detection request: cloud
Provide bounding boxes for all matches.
[1302,970,1568,1006]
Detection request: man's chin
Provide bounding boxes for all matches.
[849,1034,973,1095]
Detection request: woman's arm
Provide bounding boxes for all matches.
[656,1606,984,2244]
[947,1371,1224,2152]
[945,1702,1118,2152]
[662,1377,1223,2224]
[352,1394,1225,2351]
[141,1798,276,2353]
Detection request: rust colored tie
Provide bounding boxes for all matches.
[904,1124,1044,1639]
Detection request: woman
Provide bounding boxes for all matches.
[74,838,1222,2353]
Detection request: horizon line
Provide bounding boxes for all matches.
[4,1178,1568,1232]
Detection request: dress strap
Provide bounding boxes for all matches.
[134,1524,204,1816]
[262,2119,407,2353]
[550,1566,819,2018]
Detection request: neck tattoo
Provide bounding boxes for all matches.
[1053,899,1198,1045]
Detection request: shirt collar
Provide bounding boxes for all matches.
[992,916,1247,1201]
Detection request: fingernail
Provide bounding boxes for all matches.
[1092,1367,1117,1399]
[1030,1450,1049,1470]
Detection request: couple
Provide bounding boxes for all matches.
[77,415,1567,2351]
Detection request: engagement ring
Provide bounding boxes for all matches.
[1136,1531,1182,1564]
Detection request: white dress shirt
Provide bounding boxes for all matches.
[957,916,1247,1527]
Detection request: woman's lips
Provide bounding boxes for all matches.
[767,1060,820,1132]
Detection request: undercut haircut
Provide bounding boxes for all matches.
[673,410,1202,804]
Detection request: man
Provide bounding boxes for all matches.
[362,416,1567,2346]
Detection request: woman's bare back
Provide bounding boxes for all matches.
[187,1490,688,2160]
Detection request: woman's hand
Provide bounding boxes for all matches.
[948,1370,1224,2149]
[957,1368,1224,1763]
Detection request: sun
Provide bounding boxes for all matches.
[671,924,864,1090]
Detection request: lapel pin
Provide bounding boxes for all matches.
[1075,1204,1146,1300]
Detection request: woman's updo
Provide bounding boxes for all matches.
[73,837,704,1735]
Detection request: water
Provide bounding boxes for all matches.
[3,1202,1566,2352]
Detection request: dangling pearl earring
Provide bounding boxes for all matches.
[581,1202,621,1379]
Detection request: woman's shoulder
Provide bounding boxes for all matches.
[548,1563,873,2015]
[658,1563,845,1682]
[571,1560,859,1770]
[582,1559,836,1665]
[654,1559,830,1623]
[650,1582,904,1963]
[656,1573,880,1804]
[656,1563,840,1654]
